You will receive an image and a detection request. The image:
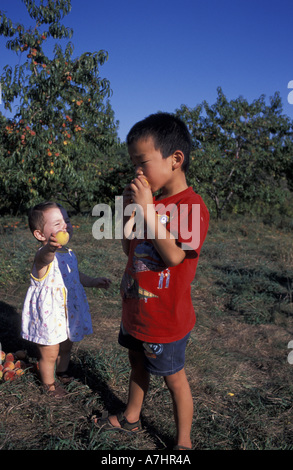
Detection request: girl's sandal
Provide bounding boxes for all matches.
[173,445,193,450]
[92,411,142,433]
[43,382,69,398]
[56,370,75,384]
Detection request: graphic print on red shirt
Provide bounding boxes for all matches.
[120,187,209,343]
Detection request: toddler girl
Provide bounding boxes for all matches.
[22,201,111,398]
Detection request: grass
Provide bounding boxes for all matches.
[0,213,292,450]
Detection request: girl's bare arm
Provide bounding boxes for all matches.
[79,272,111,289]
[33,234,61,278]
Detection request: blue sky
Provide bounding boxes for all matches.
[1,0,293,141]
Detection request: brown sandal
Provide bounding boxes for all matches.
[56,371,75,384]
[43,382,69,398]
[92,411,142,433]
[173,445,193,450]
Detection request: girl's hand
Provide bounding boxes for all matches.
[92,277,112,289]
[33,234,61,279]
[79,272,112,289]
[49,233,63,251]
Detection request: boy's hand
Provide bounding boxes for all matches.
[122,184,133,208]
[130,176,153,211]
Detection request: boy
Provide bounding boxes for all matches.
[95,113,209,449]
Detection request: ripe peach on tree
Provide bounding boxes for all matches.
[0,0,119,214]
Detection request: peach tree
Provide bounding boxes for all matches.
[177,88,293,218]
[0,0,119,214]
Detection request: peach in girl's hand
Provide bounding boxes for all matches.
[55,231,69,246]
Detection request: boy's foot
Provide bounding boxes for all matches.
[92,411,142,433]
[173,444,193,450]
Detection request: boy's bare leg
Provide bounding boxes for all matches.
[108,350,150,426]
[164,368,193,449]
[125,350,150,422]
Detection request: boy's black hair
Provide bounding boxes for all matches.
[126,112,192,173]
[28,201,61,234]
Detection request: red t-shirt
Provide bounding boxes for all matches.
[120,187,209,343]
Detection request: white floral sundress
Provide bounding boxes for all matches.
[21,249,93,345]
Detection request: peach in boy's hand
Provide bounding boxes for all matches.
[140,177,150,186]
[55,231,69,246]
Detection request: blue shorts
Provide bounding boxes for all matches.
[118,323,191,376]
